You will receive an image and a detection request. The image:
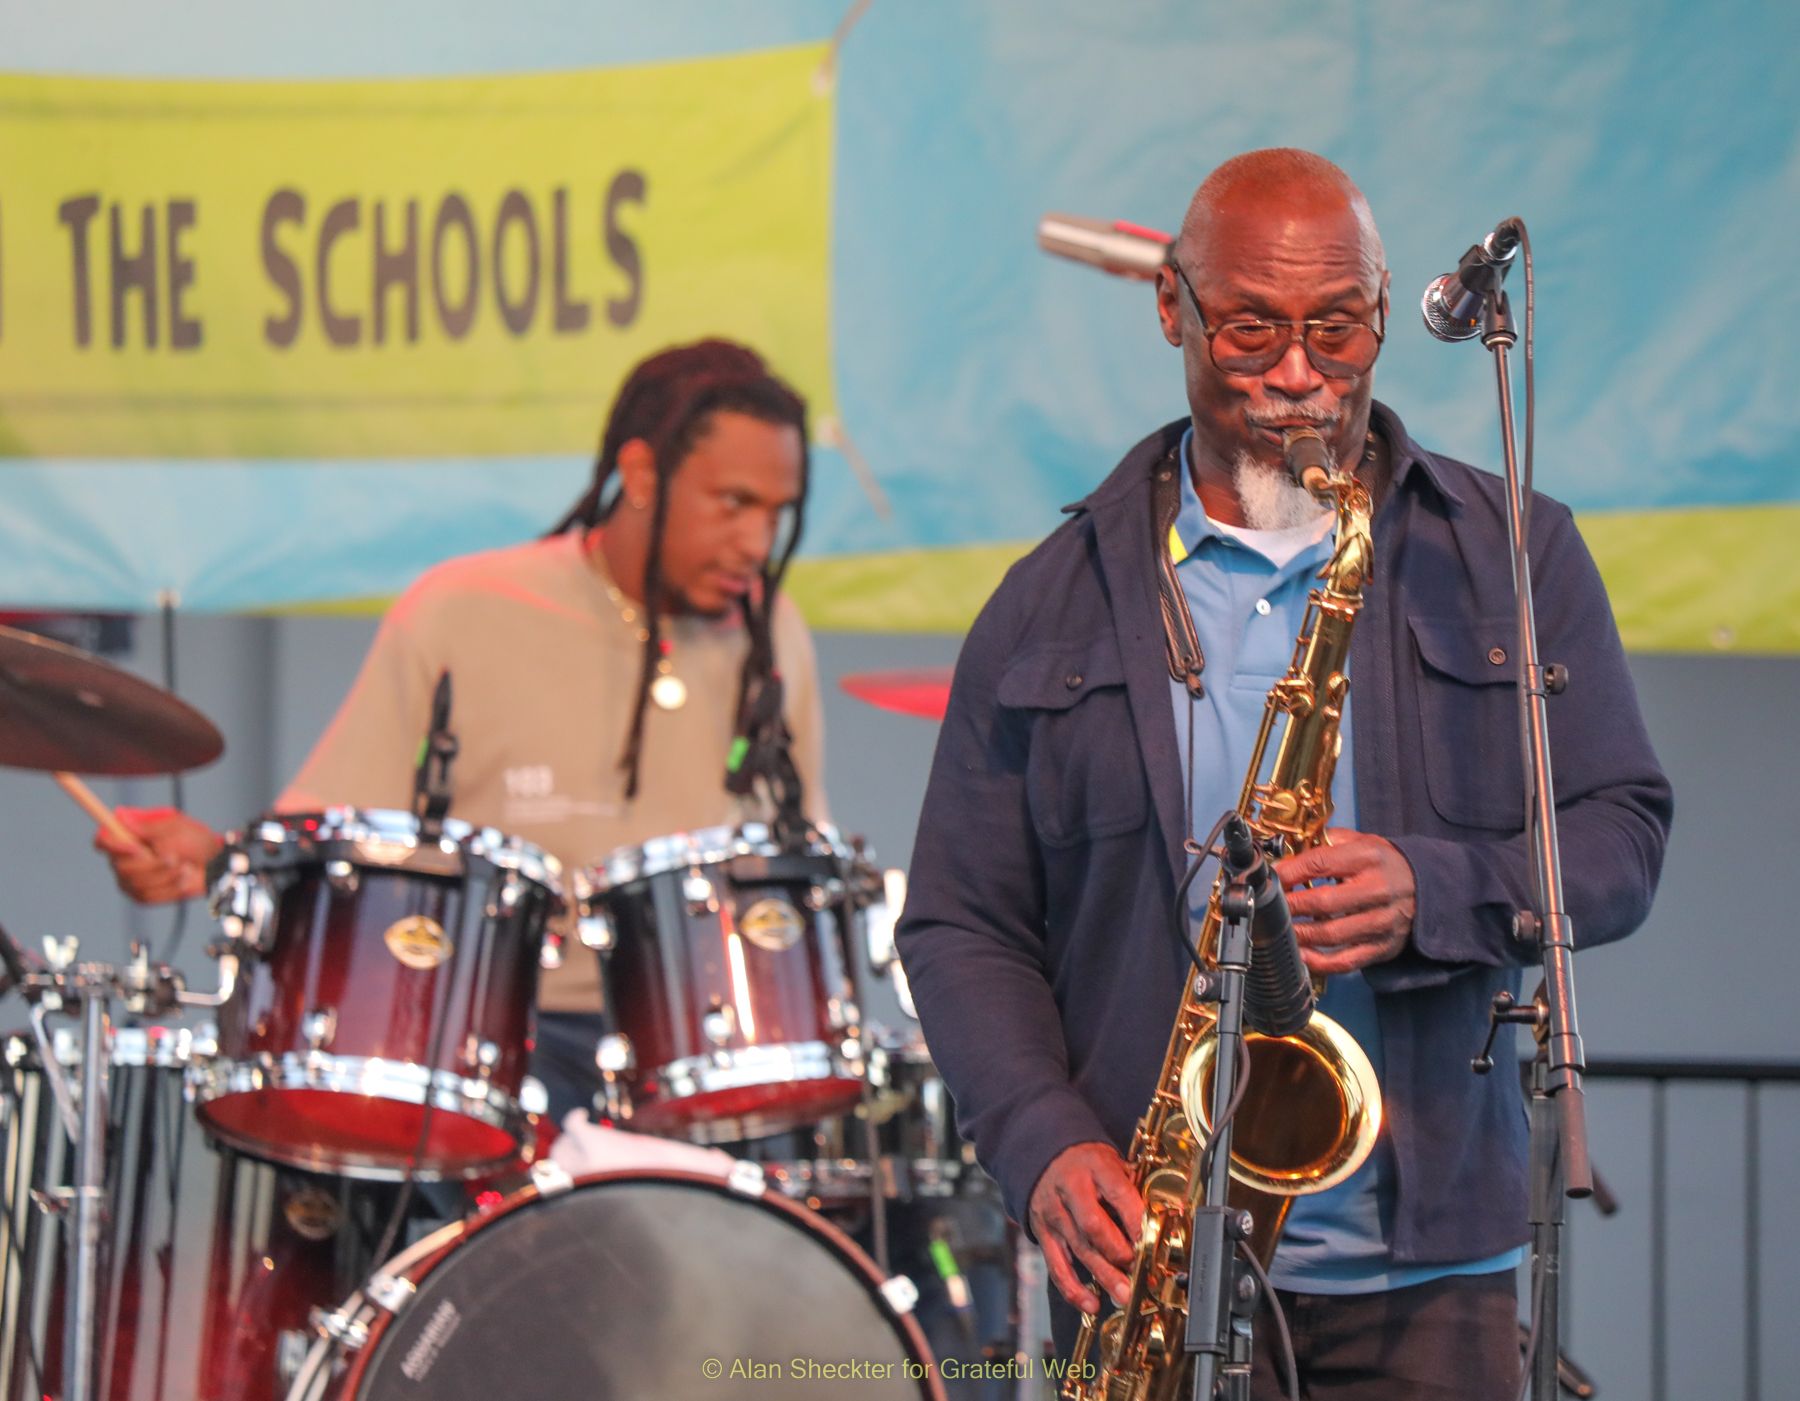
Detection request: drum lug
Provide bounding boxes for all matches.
[805,878,845,912]
[365,1270,417,1315]
[577,908,615,952]
[486,871,525,920]
[683,872,717,914]
[276,1328,313,1386]
[302,1009,337,1051]
[215,877,276,953]
[880,1274,921,1316]
[311,1305,369,1352]
[530,1157,575,1198]
[702,1003,737,1047]
[728,1159,767,1198]
[325,859,360,895]
[462,1037,501,1075]
[596,1033,635,1073]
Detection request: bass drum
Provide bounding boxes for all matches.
[290,1166,946,1401]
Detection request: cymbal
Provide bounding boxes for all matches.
[0,624,224,776]
[837,669,953,722]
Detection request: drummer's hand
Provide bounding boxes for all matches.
[95,807,222,904]
[1028,1142,1143,1316]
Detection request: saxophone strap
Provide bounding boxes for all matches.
[1151,428,1390,703]
[1152,446,1207,698]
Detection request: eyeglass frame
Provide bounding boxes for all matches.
[1169,260,1387,378]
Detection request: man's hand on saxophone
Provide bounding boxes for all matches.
[1277,828,1418,974]
[1027,1142,1146,1315]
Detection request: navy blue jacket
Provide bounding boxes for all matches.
[896,403,1671,1265]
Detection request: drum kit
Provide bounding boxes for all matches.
[0,623,1049,1401]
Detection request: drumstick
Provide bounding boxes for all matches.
[53,771,153,855]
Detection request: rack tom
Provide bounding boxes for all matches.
[195,808,561,1179]
[580,823,869,1143]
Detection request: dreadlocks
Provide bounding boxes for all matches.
[548,339,811,832]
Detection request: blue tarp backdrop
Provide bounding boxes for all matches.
[1,0,1794,649]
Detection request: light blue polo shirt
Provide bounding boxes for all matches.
[1168,428,1520,1293]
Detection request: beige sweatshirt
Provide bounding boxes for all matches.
[278,532,827,1011]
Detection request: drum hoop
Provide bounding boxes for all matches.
[316,1165,946,1401]
[581,820,853,893]
[234,807,564,895]
[189,1054,526,1180]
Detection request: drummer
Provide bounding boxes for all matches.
[94,337,829,1124]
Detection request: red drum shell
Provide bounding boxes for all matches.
[196,810,560,1179]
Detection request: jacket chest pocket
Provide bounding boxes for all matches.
[998,639,1149,849]
[1408,614,1528,831]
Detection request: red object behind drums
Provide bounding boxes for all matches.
[287,1167,945,1401]
[194,810,561,1179]
[581,824,869,1142]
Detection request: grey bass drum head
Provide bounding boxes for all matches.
[330,1169,942,1400]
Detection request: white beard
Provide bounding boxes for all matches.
[1231,450,1332,532]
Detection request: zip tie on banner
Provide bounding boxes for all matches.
[814,0,875,95]
[814,415,893,520]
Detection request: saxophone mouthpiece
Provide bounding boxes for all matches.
[1281,428,1334,498]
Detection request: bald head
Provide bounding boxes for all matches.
[1154,148,1392,529]
[1177,148,1385,280]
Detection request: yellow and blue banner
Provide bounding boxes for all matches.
[0,1,1794,653]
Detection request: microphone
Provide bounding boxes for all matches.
[412,669,458,835]
[1036,213,1172,281]
[1420,218,1522,342]
[1221,814,1315,1038]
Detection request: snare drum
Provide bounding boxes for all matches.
[581,823,869,1142]
[287,1165,945,1400]
[195,809,561,1179]
[0,1026,448,1401]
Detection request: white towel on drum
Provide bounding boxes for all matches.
[549,1114,739,1180]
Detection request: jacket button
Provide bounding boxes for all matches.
[1488,647,1507,665]
[1065,672,1083,689]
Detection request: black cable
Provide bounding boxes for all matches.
[157,599,191,964]
[1237,1241,1300,1401]
[1168,811,1232,981]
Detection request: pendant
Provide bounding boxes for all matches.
[650,673,688,711]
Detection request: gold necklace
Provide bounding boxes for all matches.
[597,560,687,711]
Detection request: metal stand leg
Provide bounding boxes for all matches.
[1528,1057,1566,1400]
[65,988,110,1401]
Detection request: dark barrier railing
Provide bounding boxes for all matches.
[1579,1058,1800,1401]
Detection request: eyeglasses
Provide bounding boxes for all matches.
[1172,262,1385,378]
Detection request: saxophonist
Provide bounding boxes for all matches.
[897,149,1671,1400]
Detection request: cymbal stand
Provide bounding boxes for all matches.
[5,927,227,1401]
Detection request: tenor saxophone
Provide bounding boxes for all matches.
[1063,428,1383,1401]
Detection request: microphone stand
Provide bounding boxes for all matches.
[1466,270,1594,1401]
[1184,852,1257,1400]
